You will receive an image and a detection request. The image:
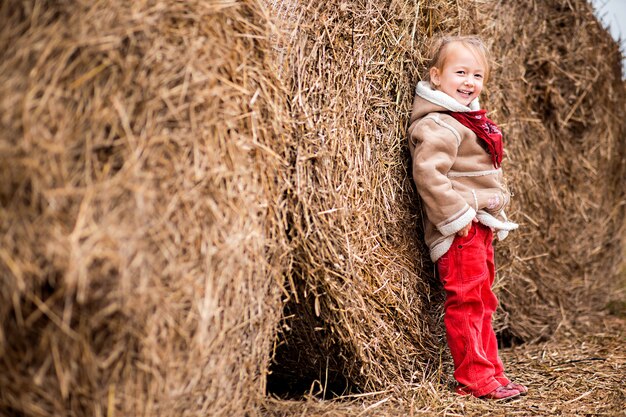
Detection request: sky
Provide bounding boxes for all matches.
[590,0,626,75]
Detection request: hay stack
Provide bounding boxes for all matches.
[267,0,486,395]
[486,0,626,341]
[0,1,289,415]
[0,0,624,415]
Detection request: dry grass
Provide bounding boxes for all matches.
[0,0,624,416]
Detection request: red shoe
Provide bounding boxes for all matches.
[480,386,521,401]
[504,382,528,395]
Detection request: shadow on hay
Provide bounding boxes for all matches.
[266,294,355,399]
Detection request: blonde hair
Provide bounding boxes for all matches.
[426,35,491,82]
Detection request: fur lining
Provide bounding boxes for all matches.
[476,210,518,231]
[430,210,517,261]
[430,237,454,262]
[415,81,480,112]
[496,230,509,241]
[438,206,477,236]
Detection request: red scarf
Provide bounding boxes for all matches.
[447,110,503,168]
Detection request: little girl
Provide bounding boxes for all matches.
[407,35,526,400]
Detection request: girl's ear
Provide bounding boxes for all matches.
[429,67,441,87]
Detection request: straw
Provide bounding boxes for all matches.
[0,0,624,416]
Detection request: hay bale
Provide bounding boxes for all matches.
[0,1,289,415]
[267,0,486,394]
[486,0,626,341]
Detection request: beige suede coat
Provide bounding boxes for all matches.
[408,82,518,262]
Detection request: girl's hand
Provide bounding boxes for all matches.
[457,223,471,237]
[456,218,477,237]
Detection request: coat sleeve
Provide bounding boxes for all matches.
[408,116,476,236]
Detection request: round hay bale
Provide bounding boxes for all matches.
[0,1,290,415]
[266,0,486,395]
[487,0,626,341]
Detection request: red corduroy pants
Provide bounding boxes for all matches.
[437,222,511,397]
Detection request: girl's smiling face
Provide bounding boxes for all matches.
[429,42,486,106]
